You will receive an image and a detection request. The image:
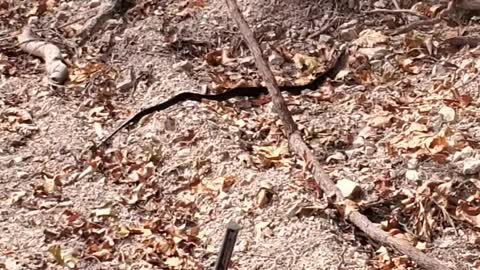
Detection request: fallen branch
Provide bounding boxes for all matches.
[225,0,454,269]
[17,26,68,84]
[389,0,456,36]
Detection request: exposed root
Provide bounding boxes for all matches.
[17,27,68,84]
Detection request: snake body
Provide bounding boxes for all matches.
[98,47,347,147]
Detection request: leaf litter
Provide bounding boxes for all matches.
[2,0,480,269]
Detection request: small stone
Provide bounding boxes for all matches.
[339,28,358,41]
[364,146,376,156]
[219,151,230,162]
[462,158,480,175]
[164,116,176,131]
[56,11,68,22]
[357,47,389,60]
[59,2,69,10]
[338,19,359,30]
[452,146,474,162]
[17,171,28,179]
[4,258,21,270]
[286,202,304,218]
[405,169,420,181]
[352,136,365,148]
[374,0,387,8]
[345,148,362,159]
[28,16,39,25]
[336,178,363,199]
[268,51,284,66]
[236,239,249,252]
[89,0,101,8]
[326,152,346,163]
[438,106,456,122]
[407,158,418,169]
[176,148,191,158]
[117,80,134,92]
[318,34,333,43]
[221,199,232,209]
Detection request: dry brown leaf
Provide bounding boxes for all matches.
[292,52,327,85]
[256,183,273,208]
[93,206,113,217]
[43,173,62,194]
[48,245,77,267]
[406,122,428,134]
[456,201,480,228]
[91,249,112,260]
[399,57,420,74]
[368,115,393,128]
[253,142,291,168]
[204,175,237,192]
[403,32,426,51]
[338,199,359,217]
[353,29,388,48]
[70,63,105,84]
[175,0,206,17]
[205,49,235,66]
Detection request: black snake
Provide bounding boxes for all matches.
[98,47,347,147]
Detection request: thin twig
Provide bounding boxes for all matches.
[392,0,401,9]
[336,246,348,270]
[365,9,428,19]
[390,18,441,35]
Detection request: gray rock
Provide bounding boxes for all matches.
[462,158,480,175]
[318,34,333,43]
[336,178,363,199]
[339,28,358,41]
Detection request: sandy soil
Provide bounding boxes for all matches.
[1,0,479,269]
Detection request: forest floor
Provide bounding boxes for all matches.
[1,0,480,269]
